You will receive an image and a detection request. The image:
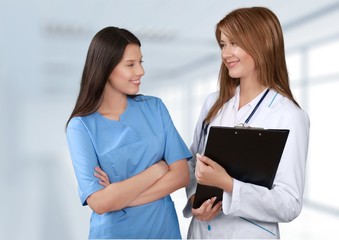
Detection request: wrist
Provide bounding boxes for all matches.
[220,173,233,192]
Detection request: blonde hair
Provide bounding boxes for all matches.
[205,7,299,123]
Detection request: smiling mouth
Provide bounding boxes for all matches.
[130,80,141,85]
[226,61,238,68]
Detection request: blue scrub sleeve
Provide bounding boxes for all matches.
[159,100,192,165]
[66,118,104,206]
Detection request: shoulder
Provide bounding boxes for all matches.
[131,95,174,124]
[203,91,219,109]
[66,114,97,133]
[131,94,166,109]
[67,116,85,130]
[131,94,162,103]
[193,91,220,124]
[270,93,310,127]
[194,91,219,118]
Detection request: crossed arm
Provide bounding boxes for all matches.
[88,159,189,214]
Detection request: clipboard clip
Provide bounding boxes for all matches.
[234,123,264,130]
[235,123,247,128]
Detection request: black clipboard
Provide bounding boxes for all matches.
[192,126,289,209]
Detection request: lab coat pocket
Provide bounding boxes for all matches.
[240,217,278,239]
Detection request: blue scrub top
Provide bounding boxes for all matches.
[67,95,192,239]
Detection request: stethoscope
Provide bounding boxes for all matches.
[198,88,270,150]
[235,88,270,127]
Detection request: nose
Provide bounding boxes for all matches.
[221,45,232,59]
[136,64,145,76]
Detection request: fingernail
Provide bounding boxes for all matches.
[196,153,202,158]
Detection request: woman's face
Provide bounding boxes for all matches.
[106,44,144,96]
[220,32,256,81]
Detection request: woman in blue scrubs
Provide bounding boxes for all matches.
[66,26,191,239]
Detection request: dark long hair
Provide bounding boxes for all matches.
[66,26,141,127]
[205,7,299,123]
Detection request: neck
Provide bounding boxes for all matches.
[239,81,266,109]
[98,90,128,120]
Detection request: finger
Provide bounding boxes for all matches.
[195,157,202,170]
[198,154,214,167]
[192,199,219,221]
[196,154,208,167]
[210,201,222,216]
[94,168,110,181]
[205,197,217,213]
[195,160,203,179]
[94,171,107,182]
[94,167,110,182]
[95,174,110,187]
[198,154,220,170]
[197,198,210,213]
[95,166,108,177]
[202,201,222,221]
[199,197,217,221]
[98,180,109,187]
[192,197,211,217]
[196,153,203,160]
[196,197,216,216]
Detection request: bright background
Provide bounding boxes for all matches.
[1,0,339,239]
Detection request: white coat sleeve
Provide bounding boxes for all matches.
[222,105,310,222]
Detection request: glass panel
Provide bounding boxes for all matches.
[287,52,303,84]
[191,76,218,131]
[309,40,339,78]
[306,81,339,210]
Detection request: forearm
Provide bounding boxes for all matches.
[129,160,189,206]
[87,163,165,214]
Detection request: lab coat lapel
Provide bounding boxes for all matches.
[210,95,237,128]
[249,90,279,127]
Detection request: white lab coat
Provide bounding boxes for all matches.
[183,87,310,239]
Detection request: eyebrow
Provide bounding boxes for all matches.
[126,57,143,61]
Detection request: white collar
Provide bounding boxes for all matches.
[232,86,269,110]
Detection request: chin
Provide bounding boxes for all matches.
[128,89,140,95]
[228,73,239,78]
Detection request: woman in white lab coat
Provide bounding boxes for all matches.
[183,7,310,239]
